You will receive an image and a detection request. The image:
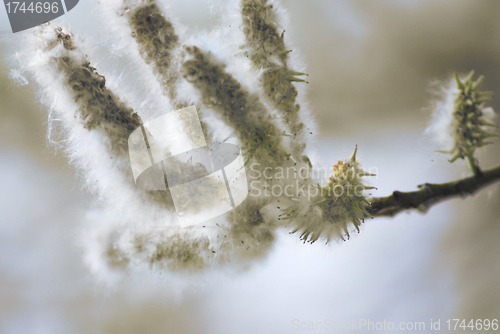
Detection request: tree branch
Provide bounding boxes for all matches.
[368,164,500,217]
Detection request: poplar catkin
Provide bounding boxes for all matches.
[17,0,381,278]
[242,0,308,157]
[127,1,180,101]
[182,45,286,165]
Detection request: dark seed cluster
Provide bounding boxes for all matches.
[242,0,287,67]
[56,54,142,158]
[134,233,211,271]
[128,1,180,100]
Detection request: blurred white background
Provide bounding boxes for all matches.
[1,0,499,333]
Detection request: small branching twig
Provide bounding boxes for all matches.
[368,164,500,217]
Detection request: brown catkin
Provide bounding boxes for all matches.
[242,0,307,157]
[128,1,180,101]
[182,45,286,165]
[126,1,213,143]
[55,55,142,158]
[241,0,287,67]
[133,233,212,271]
[50,29,179,209]
[182,45,280,255]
